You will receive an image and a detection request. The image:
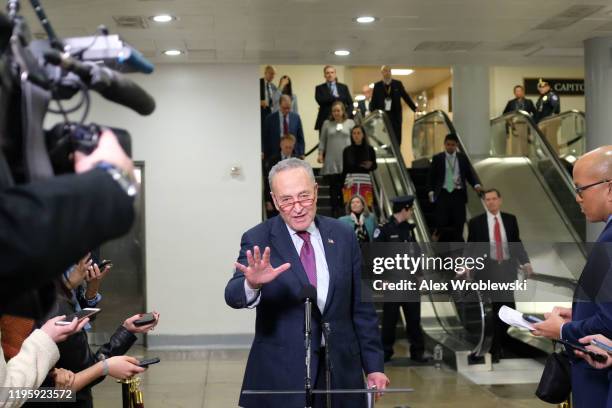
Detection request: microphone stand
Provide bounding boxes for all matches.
[304,296,313,408]
[322,322,332,408]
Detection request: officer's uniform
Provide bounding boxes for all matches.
[374,196,427,362]
[534,81,560,123]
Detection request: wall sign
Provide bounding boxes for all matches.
[524,78,584,96]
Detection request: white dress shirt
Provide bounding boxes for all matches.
[244,221,330,315]
[486,210,509,260]
[444,151,462,190]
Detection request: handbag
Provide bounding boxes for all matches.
[535,351,571,404]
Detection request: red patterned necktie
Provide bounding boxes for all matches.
[494,216,503,261]
[297,231,317,287]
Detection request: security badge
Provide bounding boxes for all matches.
[373,228,381,239]
[384,97,392,111]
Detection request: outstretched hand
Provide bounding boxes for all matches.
[234,246,290,289]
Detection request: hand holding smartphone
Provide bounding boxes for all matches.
[555,339,608,363]
[55,308,100,326]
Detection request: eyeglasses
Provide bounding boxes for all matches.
[277,193,316,211]
[574,179,610,197]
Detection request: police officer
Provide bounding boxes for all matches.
[534,79,560,123]
[374,195,429,363]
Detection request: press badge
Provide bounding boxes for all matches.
[384,97,392,111]
[336,123,344,131]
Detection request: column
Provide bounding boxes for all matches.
[584,37,612,241]
[451,65,491,157]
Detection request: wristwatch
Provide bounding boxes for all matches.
[95,161,138,198]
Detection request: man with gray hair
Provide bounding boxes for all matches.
[226,158,388,407]
[370,65,417,146]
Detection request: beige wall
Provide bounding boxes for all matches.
[490,66,585,118]
[260,65,352,168]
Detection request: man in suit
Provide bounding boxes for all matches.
[225,158,388,407]
[357,85,372,117]
[262,95,305,160]
[533,146,612,407]
[370,65,417,146]
[502,85,535,116]
[264,134,299,218]
[428,133,482,242]
[260,65,278,136]
[314,65,353,133]
[374,196,429,363]
[466,188,533,362]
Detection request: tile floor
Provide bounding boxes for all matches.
[92,345,550,408]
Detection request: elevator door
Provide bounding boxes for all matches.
[90,162,146,345]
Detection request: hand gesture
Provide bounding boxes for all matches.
[234,246,290,289]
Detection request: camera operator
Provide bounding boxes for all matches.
[0,130,137,407]
[0,130,136,312]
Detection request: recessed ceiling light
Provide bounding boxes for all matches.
[391,69,414,76]
[151,14,176,23]
[334,49,350,56]
[163,49,183,56]
[355,16,377,24]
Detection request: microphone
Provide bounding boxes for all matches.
[300,284,316,408]
[299,284,317,303]
[44,50,156,115]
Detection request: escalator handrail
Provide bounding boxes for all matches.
[537,109,585,127]
[363,110,432,246]
[490,110,578,208]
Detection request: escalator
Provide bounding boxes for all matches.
[411,110,586,355]
[362,111,495,369]
[490,110,586,241]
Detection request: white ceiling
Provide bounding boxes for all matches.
[17,0,612,66]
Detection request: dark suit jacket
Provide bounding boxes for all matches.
[0,169,135,317]
[263,153,299,203]
[561,220,612,408]
[370,79,416,123]
[225,215,384,408]
[467,212,530,270]
[427,152,479,203]
[314,82,353,130]
[262,111,305,159]
[502,98,535,116]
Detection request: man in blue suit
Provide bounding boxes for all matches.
[262,95,305,160]
[225,158,388,407]
[533,146,612,407]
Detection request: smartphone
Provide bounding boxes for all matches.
[98,260,113,269]
[55,308,100,325]
[133,313,156,327]
[555,339,608,363]
[591,338,612,355]
[137,357,160,368]
[523,314,543,324]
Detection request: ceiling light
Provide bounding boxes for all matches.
[355,16,377,24]
[163,49,183,56]
[355,94,366,101]
[391,69,414,76]
[151,14,175,23]
[334,49,350,56]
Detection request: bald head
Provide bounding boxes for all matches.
[575,146,612,180]
[573,145,612,223]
